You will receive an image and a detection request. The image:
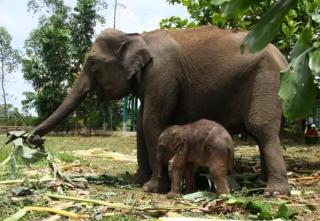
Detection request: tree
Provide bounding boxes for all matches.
[69,0,107,74]
[69,0,107,131]
[0,27,20,125]
[23,0,71,122]
[0,103,36,126]
[162,0,320,120]
[23,0,110,131]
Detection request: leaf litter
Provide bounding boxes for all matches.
[0,133,319,220]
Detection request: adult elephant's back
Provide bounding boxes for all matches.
[160,26,287,131]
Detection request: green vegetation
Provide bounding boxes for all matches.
[22,0,126,131]
[0,104,38,126]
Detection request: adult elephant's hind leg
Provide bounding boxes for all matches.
[244,55,289,196]
[254,128,288,196]
[258,145,268,182]
[245,103,289,196]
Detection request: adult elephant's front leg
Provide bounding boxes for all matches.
[143,114,171,189]
[131,107,152,185]
[143,115,163,173]
[142,81,178,183]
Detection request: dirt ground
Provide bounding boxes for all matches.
[0,134,319,220]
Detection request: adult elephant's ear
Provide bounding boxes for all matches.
[115,33,152,82]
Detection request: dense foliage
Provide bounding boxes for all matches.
[161,0,320,119]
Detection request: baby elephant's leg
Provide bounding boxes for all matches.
[184,162,196,193]
[169,155,186,195]
[209,158,230,194]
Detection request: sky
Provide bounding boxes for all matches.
[0,0,189,114]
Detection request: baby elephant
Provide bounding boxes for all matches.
[143,119,234,195]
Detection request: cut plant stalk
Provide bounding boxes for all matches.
[0,177,55,185]
[0,151,15,167]
[3,206,90,221]
[46,193,131,209]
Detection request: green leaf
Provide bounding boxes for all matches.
[221,0,260,17]
[183,191,217,202]
[309,49,320,74]
[276,203,297,219]
[279,51,317,119]
[21,146,39,160]
[242,0,298,53]
[5,131,28,145]
[246,201,273,219]
[13,138,24,148]
[291,27,313,59]
[210,0,231,6]
[7,131,27,137]
[225,196,247,205]
[312,11,320,23]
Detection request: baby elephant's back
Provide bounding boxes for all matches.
[190,119,234,156]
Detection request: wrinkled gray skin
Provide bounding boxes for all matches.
[30,26,289,196]
[143,119,234,195]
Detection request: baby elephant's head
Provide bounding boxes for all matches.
[143,176,171,193]
[158,125,184,159]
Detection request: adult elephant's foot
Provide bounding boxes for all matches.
[143,176,171,193]
[130,170,152,185]
[259,172,268,183]
[263,179,290,197]
[166,191,181,198]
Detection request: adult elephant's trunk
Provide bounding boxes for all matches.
[33,72,92,137]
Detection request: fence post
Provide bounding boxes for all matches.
[123,97,128,131]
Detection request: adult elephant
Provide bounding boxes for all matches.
[30,26,289,196]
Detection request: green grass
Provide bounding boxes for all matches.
[0,134,319,220]
[54,151,83,163]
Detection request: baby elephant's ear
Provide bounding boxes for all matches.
[115,33,152,82]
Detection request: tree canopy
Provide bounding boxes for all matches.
[22,0,109,130]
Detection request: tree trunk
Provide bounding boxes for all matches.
[1,56,8,125]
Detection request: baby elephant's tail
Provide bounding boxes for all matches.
[227,142,235,175]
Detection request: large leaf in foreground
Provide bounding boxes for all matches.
[242,0,298,53]
[290,27,313,59]
[279,51,317,119]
